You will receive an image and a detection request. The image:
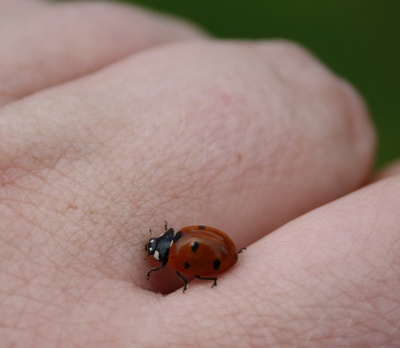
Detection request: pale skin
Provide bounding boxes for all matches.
[1,1,399,346]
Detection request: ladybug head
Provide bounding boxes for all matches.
[145,227,175,263]
[145,237,157,256]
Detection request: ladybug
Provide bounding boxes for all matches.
[145,222,244,292]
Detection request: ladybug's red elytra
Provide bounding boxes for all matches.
[145,222,244,292]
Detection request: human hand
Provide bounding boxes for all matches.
[2,1,398,346]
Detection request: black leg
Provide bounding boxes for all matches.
[176,271,189,293]
[146,263,166,280]
[195,276,218,288]
[238,247,246,254]
[164,220,168,231]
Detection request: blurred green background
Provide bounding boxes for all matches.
[120,1,400,167]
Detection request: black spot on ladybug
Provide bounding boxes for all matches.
[173,231,183,243]
[190,241,199,252]
[198,225,206,229]
[184,262,191,269]
[213,259,221,271]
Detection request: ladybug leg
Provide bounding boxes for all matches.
[195,276,218,288]
[176,271,189,293]
[164,220,168,231]
[146,263,166,280]
[238,247,247,254]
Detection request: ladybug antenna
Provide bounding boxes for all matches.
[144,229,153,260]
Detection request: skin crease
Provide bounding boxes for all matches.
[0,0,399,347]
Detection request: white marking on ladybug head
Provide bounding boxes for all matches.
[154,250,160,261]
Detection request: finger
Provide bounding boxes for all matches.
[0,0,35,11]
[0,40,374,295]
[95,40,373,246]
[154,176,400,346]
[0,1,204,106]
